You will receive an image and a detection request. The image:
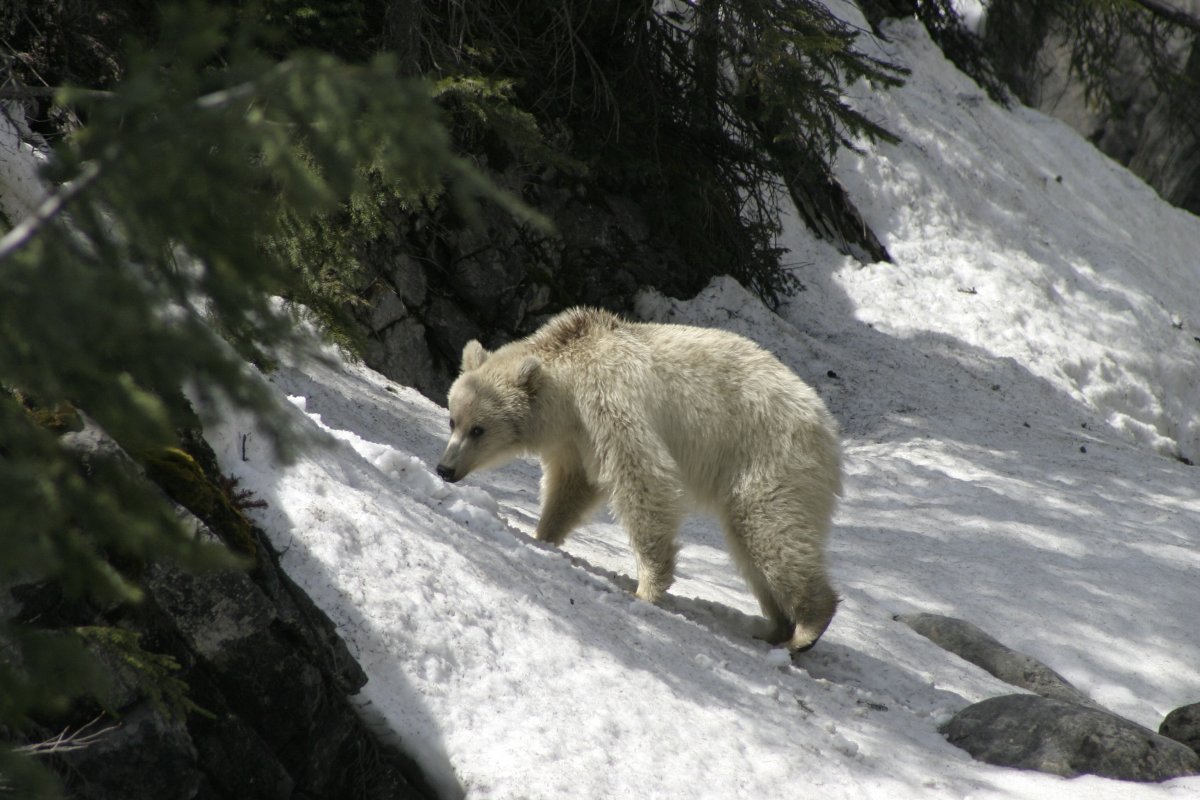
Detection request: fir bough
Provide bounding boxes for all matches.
[75,626,203,722]
[429,0,907,304]
[0,2,498,793]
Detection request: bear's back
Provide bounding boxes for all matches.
[631,321,840,503]
[525,308,838,495]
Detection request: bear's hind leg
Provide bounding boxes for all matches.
[726,502,838,652]
[721,523,793,643]
[785,580,838,652]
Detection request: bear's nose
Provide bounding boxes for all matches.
[436,464,457,482]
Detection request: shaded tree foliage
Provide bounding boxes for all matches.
[418,0,907,301]
[865,0,1198,116]
[995,0,1200,211]
[859,0,1011,103]
[212,0,908,314]
[0,3,496,794]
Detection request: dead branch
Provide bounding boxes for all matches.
[17,716,117,756]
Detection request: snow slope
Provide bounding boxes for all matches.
[3,7,1195,799]
[202,19,1200,797]
[833,14,1200,462]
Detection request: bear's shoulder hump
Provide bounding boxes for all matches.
[534,307,622,352]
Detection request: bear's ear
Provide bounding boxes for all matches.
[516,356,542,391]
[461,340,490,372]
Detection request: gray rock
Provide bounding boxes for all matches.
[24,408,440,799]
[188,709,294,800]
[367,284,409,333]
[944,694,1200,782]
[424,295,484,382]
[145,556,330,761]
[138,530,437,798]
[362,254,429,334]
[59,414,141,479]
[252,528,367,693]
[144,558,278,665]
[1161,703,1200,756]
[57,703,202,800]
[450,228,525,316]
[387,253,429,307]
[898,612,1102,708]
[367,316,443,401]
[600,192,651,244]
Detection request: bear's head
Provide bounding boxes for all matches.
[436,340,542,483]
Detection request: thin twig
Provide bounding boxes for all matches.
[17,716,117,756]
[0,86,113,101]
[0,159,100,262]
[0,58,306,262]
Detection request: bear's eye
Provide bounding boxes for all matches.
[469,425,485,438]
[449,419,456,432]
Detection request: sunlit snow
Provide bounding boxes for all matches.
[203,19,1200,799]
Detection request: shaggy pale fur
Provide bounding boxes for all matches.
[436,307,843,651]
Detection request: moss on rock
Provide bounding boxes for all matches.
[138,447,257,557]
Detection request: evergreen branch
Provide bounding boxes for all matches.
[0,86,113,101]
[0,61,297,109]
[0,59,303,264]
[0,159,100,262]
[194,60,298,111]
[1129,0,1200,34]
[2,53,306,120]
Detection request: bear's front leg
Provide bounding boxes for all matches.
[609,484,682,603]
[535,459,602,546]
[577,383,683,603]
[628,517,681,603]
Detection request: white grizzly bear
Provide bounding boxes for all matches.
[436,307,842,651]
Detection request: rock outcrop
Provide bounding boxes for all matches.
[902,612,1200,783]
[1161,703,1200,757]
[897,612,1100,709]
[944,694,1200,782]
[7,420,440,800]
